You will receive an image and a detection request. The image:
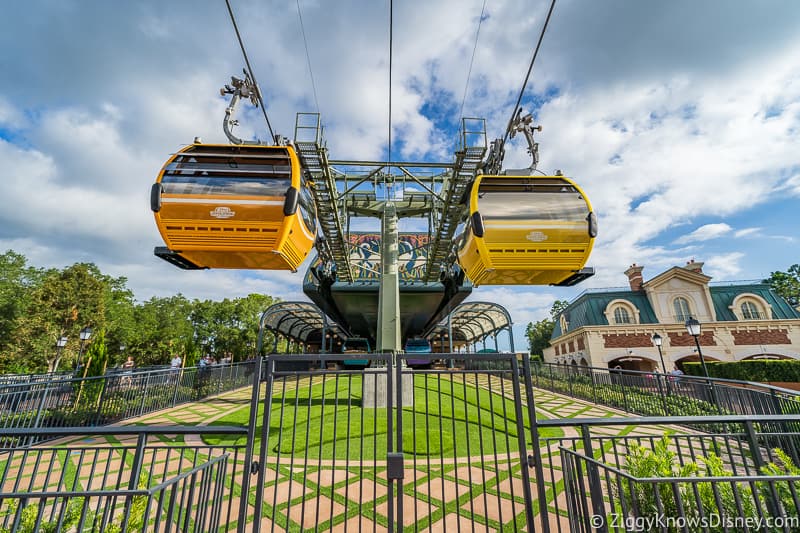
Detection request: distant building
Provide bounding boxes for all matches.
[544,260,800,371]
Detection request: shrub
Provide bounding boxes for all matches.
[616,435,800,532]
[683,360,800,383]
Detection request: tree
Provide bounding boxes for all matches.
[8,263,106,372]
[765,264,800,309]
[526,299,569,356]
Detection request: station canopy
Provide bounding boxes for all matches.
[259,302,347,347]
[428,301,514,346]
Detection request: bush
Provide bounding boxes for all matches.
[616,435,800,532]
[683,360,800,383]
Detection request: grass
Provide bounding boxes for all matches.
[206,373,562,459]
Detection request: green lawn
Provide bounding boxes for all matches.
[207,373,561,459]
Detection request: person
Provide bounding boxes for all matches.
[669,365,684,383]
[170,354,182,383]
[122,355,134,387]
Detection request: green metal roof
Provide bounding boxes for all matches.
[551,282,800,339]
[710,283,800,321]
[551,290,658,338]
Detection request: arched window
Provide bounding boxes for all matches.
[613,307,631,324]
[673,297,691,322]
[741,301,761,320]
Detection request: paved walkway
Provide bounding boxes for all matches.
[9,377,682,532]
[118,377,673,532]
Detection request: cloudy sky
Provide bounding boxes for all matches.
[2,0,799,350]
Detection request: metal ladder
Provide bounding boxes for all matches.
[424,118,487,283]
[293,113,354,283]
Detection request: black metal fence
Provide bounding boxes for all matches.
[531,361,800,421]
[248,353,539,532]
[0,361,255,447]
[4,354,800,532]
[0,426,248,533]
[550,416,800,532]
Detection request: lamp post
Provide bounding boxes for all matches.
[684,317,710,379]
[686,316,720,409]
[53,336,68,372]
[76,327,93,369]
[651,333,667,374]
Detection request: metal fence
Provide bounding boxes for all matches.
[249,353,539,532]
[0,426,249,533]
[531,361,800,421]
[0,361,255,447]
[4,354,800,531]
[552,416,800,532]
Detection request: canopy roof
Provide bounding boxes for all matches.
[429,301,513,345]
[258,302,347,346]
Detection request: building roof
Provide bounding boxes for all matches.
[551,290,658,338]
[710,283,800,321]
[551,279,800,339]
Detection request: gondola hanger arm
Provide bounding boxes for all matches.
[220,71,267,145]
[509,111,542,172]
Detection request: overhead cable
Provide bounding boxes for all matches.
[501,0,556,145]
[387,0,394,168]
[296,0,321,115]
[224,0,276,142]
[458,0,488,121]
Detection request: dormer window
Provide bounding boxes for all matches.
[673,297,691,322]
[741,301,760,319]
[613,307,632,324]
[731,293,771,321]
[604,299,639,325]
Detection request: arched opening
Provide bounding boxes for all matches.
[741,353,794,361]
[579,357,589,367]
[607,356,656,372]
[674,353,721,372]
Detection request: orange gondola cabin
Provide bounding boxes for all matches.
[151,143,316,271]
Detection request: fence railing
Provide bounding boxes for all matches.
[0,426,249,533]
[0,361,256,447]
[531,361,800,424]
[535,414,800,532]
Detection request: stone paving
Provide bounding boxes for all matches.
[5,377,685,532]
[116,376,673,532]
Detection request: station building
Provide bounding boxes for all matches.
[543,260,800,371]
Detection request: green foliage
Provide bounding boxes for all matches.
[616,436,800,532]
[0,498,85,533]
[0,250,279,373]
[764,264,800,308]
[683,360,800,383]
[526,299,569,356]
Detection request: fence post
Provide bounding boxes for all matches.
[239,357,262,531]
[172,369,181,407]
[621,377,630,413]
[655,375,669,416]
[94,377,109,425]
[139,373,150,417]
[121,432,148,531]
[744,420,782,519]
[590,370,598,405]
[581,424,607,532]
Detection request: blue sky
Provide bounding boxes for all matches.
[1,0,799,351]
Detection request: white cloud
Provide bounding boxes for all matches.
[674,224,733,245]
[703,253,746,280]
[734,228,761,238]
[0,0,799,344]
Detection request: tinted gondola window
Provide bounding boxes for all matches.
[161,175,291,197]
[298,185,317,233]
[478,184,589,222]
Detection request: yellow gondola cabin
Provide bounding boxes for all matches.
[151,143,316,271]
[456,174,597,286]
